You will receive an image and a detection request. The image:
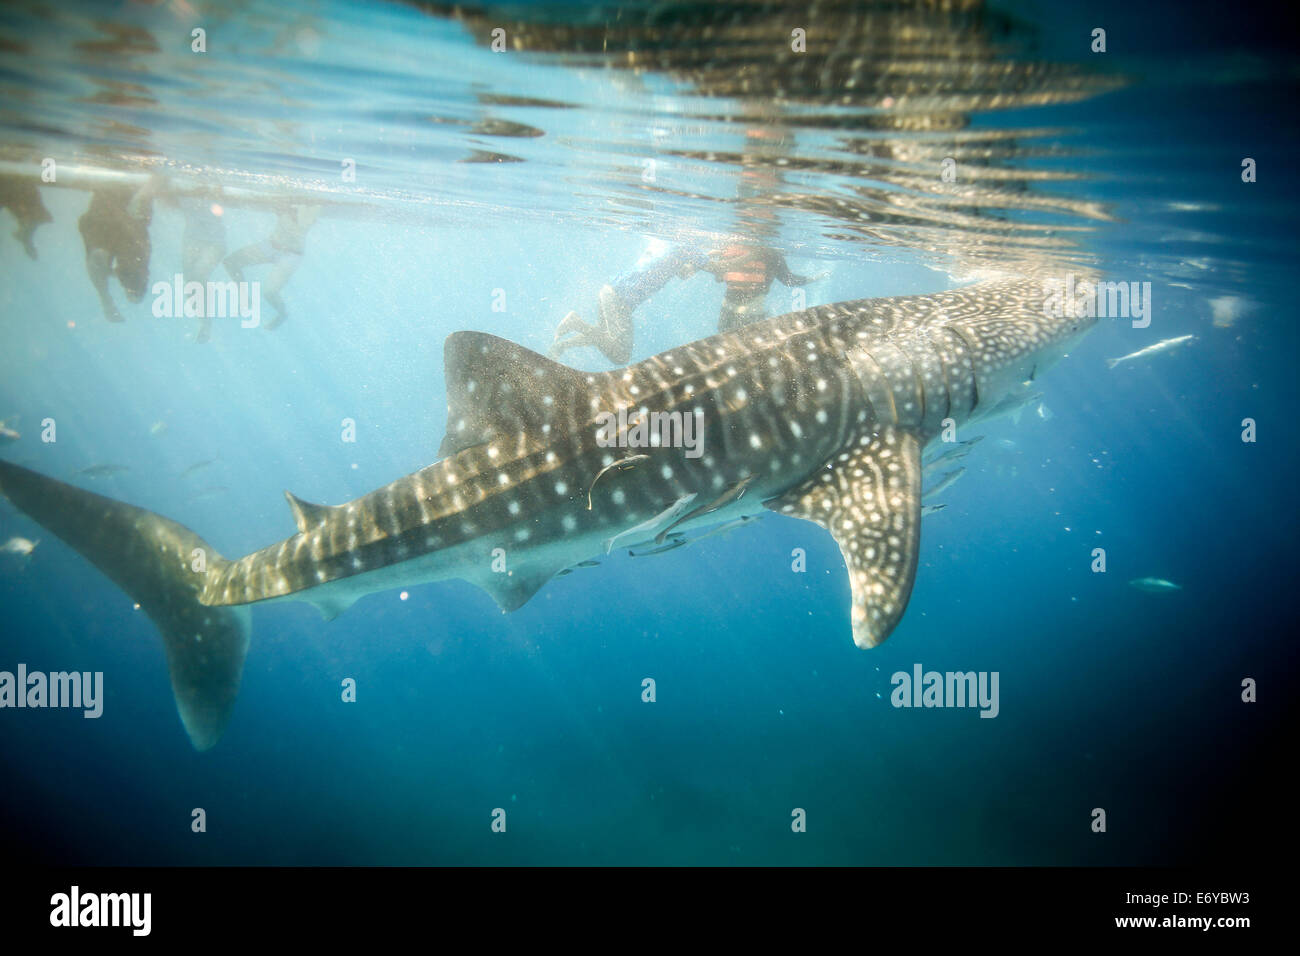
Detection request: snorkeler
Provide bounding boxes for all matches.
[550,239,710,364]
[0,174,52,260]
[174,190,228,343]
[550,238,818,364]
[705,242,816,332]
[223,203,319,330]
[78,181,155,323]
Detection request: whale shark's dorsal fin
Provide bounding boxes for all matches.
[439,331,602,458]
[284,491,336,533]
[766,426,923,649]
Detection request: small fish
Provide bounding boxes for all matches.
[687,514,759,544]
[924,435,982,460]
[1036,402,1054,422]
[149,421,169,437]
[655,474,754,544]
[1106,334,1195,369]
[922,467,964,503]
[623,532,686,550]
[0,423,19,444]
[555,568,573,577]
[575,560,600,568]
[995,438,1018,451]
[72,464,130,479]
[923,435,983,466]
[923,446,970,476]
[1129,577,1182,594]
[1,535,38,557]
[189,485,230,501]
[586,454,650,510]
[1008,393,1045,426]
[603,492,697,554]
[921,503,946,517]
[180,457,219,479]
[629,538,689,557]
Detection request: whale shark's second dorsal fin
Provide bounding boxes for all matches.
[284,490,335,533]
[439,332,603,458]
[766,426,923,649]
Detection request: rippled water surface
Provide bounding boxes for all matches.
[0,0,1294,865]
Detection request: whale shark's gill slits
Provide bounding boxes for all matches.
[941,323,983,413]
[767,426,923,649]
[846,345,898,425]
[929,326,977,425]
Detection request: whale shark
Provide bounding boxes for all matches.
[0,272,1095,750]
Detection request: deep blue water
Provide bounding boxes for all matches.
[0,0,1295,865]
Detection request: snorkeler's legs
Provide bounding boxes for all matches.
[717,292,767,332]
[85,248,123,323]
[14,224,38,260]
[183,239,225,343]
[590,285,634,364]
[259,252,302,330]
[549,286,633,364]
[222,239,276,284]
[548,310,590,359]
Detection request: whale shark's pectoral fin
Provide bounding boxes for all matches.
[767,426,923,649]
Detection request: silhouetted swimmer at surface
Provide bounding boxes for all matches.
[79,181,154,323]
[223,203,319,330]
[0,174,52,260]
[170,190,228,343]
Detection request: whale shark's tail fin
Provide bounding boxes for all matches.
[0,459,249,750]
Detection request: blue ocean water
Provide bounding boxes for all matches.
[0,0,1294,865]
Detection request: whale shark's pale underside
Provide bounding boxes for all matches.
[0,274,1095,749]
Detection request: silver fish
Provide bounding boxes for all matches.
[1106,334,1195,369]
[603,493,697,554]
[1128,577,1182,594]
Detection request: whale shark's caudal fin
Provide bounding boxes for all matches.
[0,459,249,750]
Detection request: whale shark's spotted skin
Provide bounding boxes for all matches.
[201,273,1092,643]
[0,273,1095,748]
